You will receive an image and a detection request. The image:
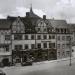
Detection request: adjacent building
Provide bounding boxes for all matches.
[0,19,12,64]
[49,20,73,59]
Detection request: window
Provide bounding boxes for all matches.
[52,43,55,48]
[64,29,66,33]
[66,29,70,33]
[66,36,70,41]
[49,43,51,48]
[52,35,55,39]
[37,28,41,32]
[49,35,51,39]
[66,44,70,48]
[15,45,22,50]
[48,28,51,32]
[43,43,47,48]
[58,36,60,40]
[49,43,55,48]
[58,52,60,56]
[62,36,65,40]
[31,35,35,40]
[61,29,63,33]
[62,52,65,56]
[56,28,60,33]
[37,35,41,40]
[5,35,10,40]
[25,35,28,40]
[14,34,22,40]
[37,43,41,48]
[25,44,29,49]
[57,44,60,49]
[62,44,65,49]
[13,24,24,33]
[43,35,47,39]
[43,28,47,32]
[41,21,42,24]
[0,45,4,48]
[12,25,16,32]
[5,45,9,52]
[31,44,35,49]
[66,51,70,56]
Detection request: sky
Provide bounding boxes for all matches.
[0,0,75,23]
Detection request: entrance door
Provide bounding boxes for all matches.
[16,58,21,63]
[49,49,57,60]
[23,55,27,62]
[2,58,9,66]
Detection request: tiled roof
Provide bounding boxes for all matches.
[8,16,36,33]
[0,15,74,33]
[48,19,69,28]
[0,19,11,29]
[68,24,75,31]
[22,17,36,33]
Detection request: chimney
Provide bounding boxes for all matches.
[7,15,10,19]
[26,12,30,17]
[52,17,54,20]
[18,16,20,18]
[43,15,46,20]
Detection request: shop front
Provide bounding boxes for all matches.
[12,49,57,64]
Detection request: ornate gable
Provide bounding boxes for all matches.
[12,17,25,33]
[35,19,53,33]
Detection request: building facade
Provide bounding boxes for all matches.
[49,20,73,59]
[11,16,57,63]
[0,7,74,65]
[0,20,12,65]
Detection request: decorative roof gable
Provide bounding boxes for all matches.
[12,17,25,33]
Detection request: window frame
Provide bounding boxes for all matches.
[5,35,11,40]
[25,44,29,49]
[43,35,47,39]
[31,35,35,40]
[14,34,22,40]
[31,44,35,49]
[15,45,22,50]
[37,35,41,40]
[37,43,41,48]
[25,35,28,40]
[43,43,47,48]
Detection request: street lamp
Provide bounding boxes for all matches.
[69,36,72,66]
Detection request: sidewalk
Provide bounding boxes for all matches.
[1,56,75,75]
[2,56,75,75]
[33,56,75,65]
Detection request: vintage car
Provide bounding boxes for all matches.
[21,58,33,66]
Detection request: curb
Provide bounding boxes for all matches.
[33,57,75,65]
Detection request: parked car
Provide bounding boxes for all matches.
[21,59,32,66]
[0,70,6,75]
[0,62,4,68]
